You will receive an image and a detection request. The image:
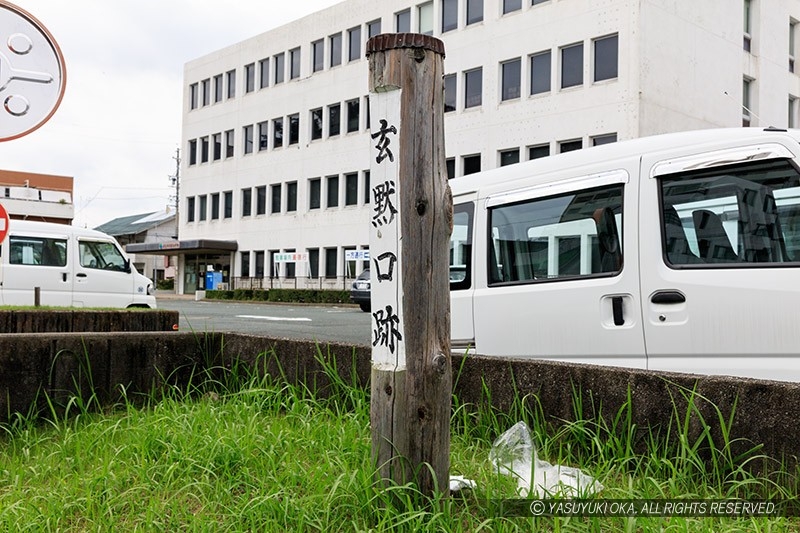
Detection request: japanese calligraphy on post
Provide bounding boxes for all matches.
[369,89,405,370]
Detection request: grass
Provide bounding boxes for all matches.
[0,349,798,532]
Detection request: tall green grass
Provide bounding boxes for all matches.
[0,348,797,531]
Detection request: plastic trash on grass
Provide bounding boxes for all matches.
[489,421,603,498]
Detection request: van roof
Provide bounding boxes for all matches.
[8,219,115,240]
[449,127,800,199]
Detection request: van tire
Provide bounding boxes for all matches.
[359,302,371,312]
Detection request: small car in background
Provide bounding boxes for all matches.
[350,269,370,312]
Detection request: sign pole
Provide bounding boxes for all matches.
[366,33,452,498]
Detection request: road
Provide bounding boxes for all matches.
[156,295,372,346]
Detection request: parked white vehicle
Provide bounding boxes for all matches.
[449,127,800,382]
[0,220,156,308]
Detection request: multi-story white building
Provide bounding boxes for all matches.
[137,0,800,294]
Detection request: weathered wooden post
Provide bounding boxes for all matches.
[366,33,452,498]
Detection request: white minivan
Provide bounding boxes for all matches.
[0,220,156,308]
[449,127,800,382]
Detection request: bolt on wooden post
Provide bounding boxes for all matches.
[366,33,452,498]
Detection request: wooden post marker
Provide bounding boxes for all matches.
[366,33,452,498]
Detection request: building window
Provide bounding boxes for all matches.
[212,133,221,161]
[743,78,753,126]
[198,195,207,221]
[256,186,267,215]
[345,173,358,205]
[346,99,360,133]
[466,0,483,25]
[395,9,411,32]
[365,95,371,129]
[364,170,370,204]
[287,182,297,212]
[329,103,341,137]
[188,139,197,165]
[200,136,209,163]
[201,79,210,106]
[273,117,284,148]
[327,175,339,208]
[594,34,618,82]
[225,129,234,158]
[464,68,482,108]
[503,0,521,14]
[418,2,433,35]
[592,133,617,146]
[311,108,323,140]
[271,184,282,214]
[501,58,521,101]
[444,74,456,112]
[561,42,584,88]
[446,158,455,179]
[500,148,520,166]
[274,52,285,84]
[211,193,220,220]
[367,19,382,38]
[530,50,551,94]
[308,248,319,278]
[309,178,321,209]
[463,154,481,175]
[290,47,301,79]
[529,143,550,159]
[325,248,338,279]
[240,252,250,277]
[559,138,582,153]
[226,70,235,99]
[245,63,255,93]
[242,188,252,217]
[442,0,458,32]
[330,33,342,68]
[187,196,195,223]
[254,251,265,278]
[790,96,798,128]
[312,39,324,72]
[743,0,752,52]
[213,75,223,102]
[189,83,198,110]
[348,26,361,61]
[243,125,254,154]
[258,121,269,151]
[259,58,269,89]
[791,21,797,72]
[288,114,300,145]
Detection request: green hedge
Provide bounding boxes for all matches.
[205,289,350,304]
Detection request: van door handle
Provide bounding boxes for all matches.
[651,290,685,304]
[611,296,624,326]
[63,273,68,282]
[76,273,87,278]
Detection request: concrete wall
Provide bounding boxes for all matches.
[1,332,797,469]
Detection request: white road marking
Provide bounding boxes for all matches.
[236,315,312,322]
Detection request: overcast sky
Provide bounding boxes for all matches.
[0,0,342,228]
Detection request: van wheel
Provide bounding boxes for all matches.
[359,303,371,312]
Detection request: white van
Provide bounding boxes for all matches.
[0,220,156,308]
[449,127,800,382]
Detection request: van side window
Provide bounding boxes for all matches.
[488,184,623,284]
[79,240,127,271]
[450,203,473,290]
[660,159,800,267]
[9,236,67,267]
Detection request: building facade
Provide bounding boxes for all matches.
[168,0,800,294]
[0,169,73,224]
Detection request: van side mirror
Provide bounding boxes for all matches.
[124,258,131,273]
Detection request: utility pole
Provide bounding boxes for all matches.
[169,147,180,240]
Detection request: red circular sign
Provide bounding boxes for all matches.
[0,203,9,243]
